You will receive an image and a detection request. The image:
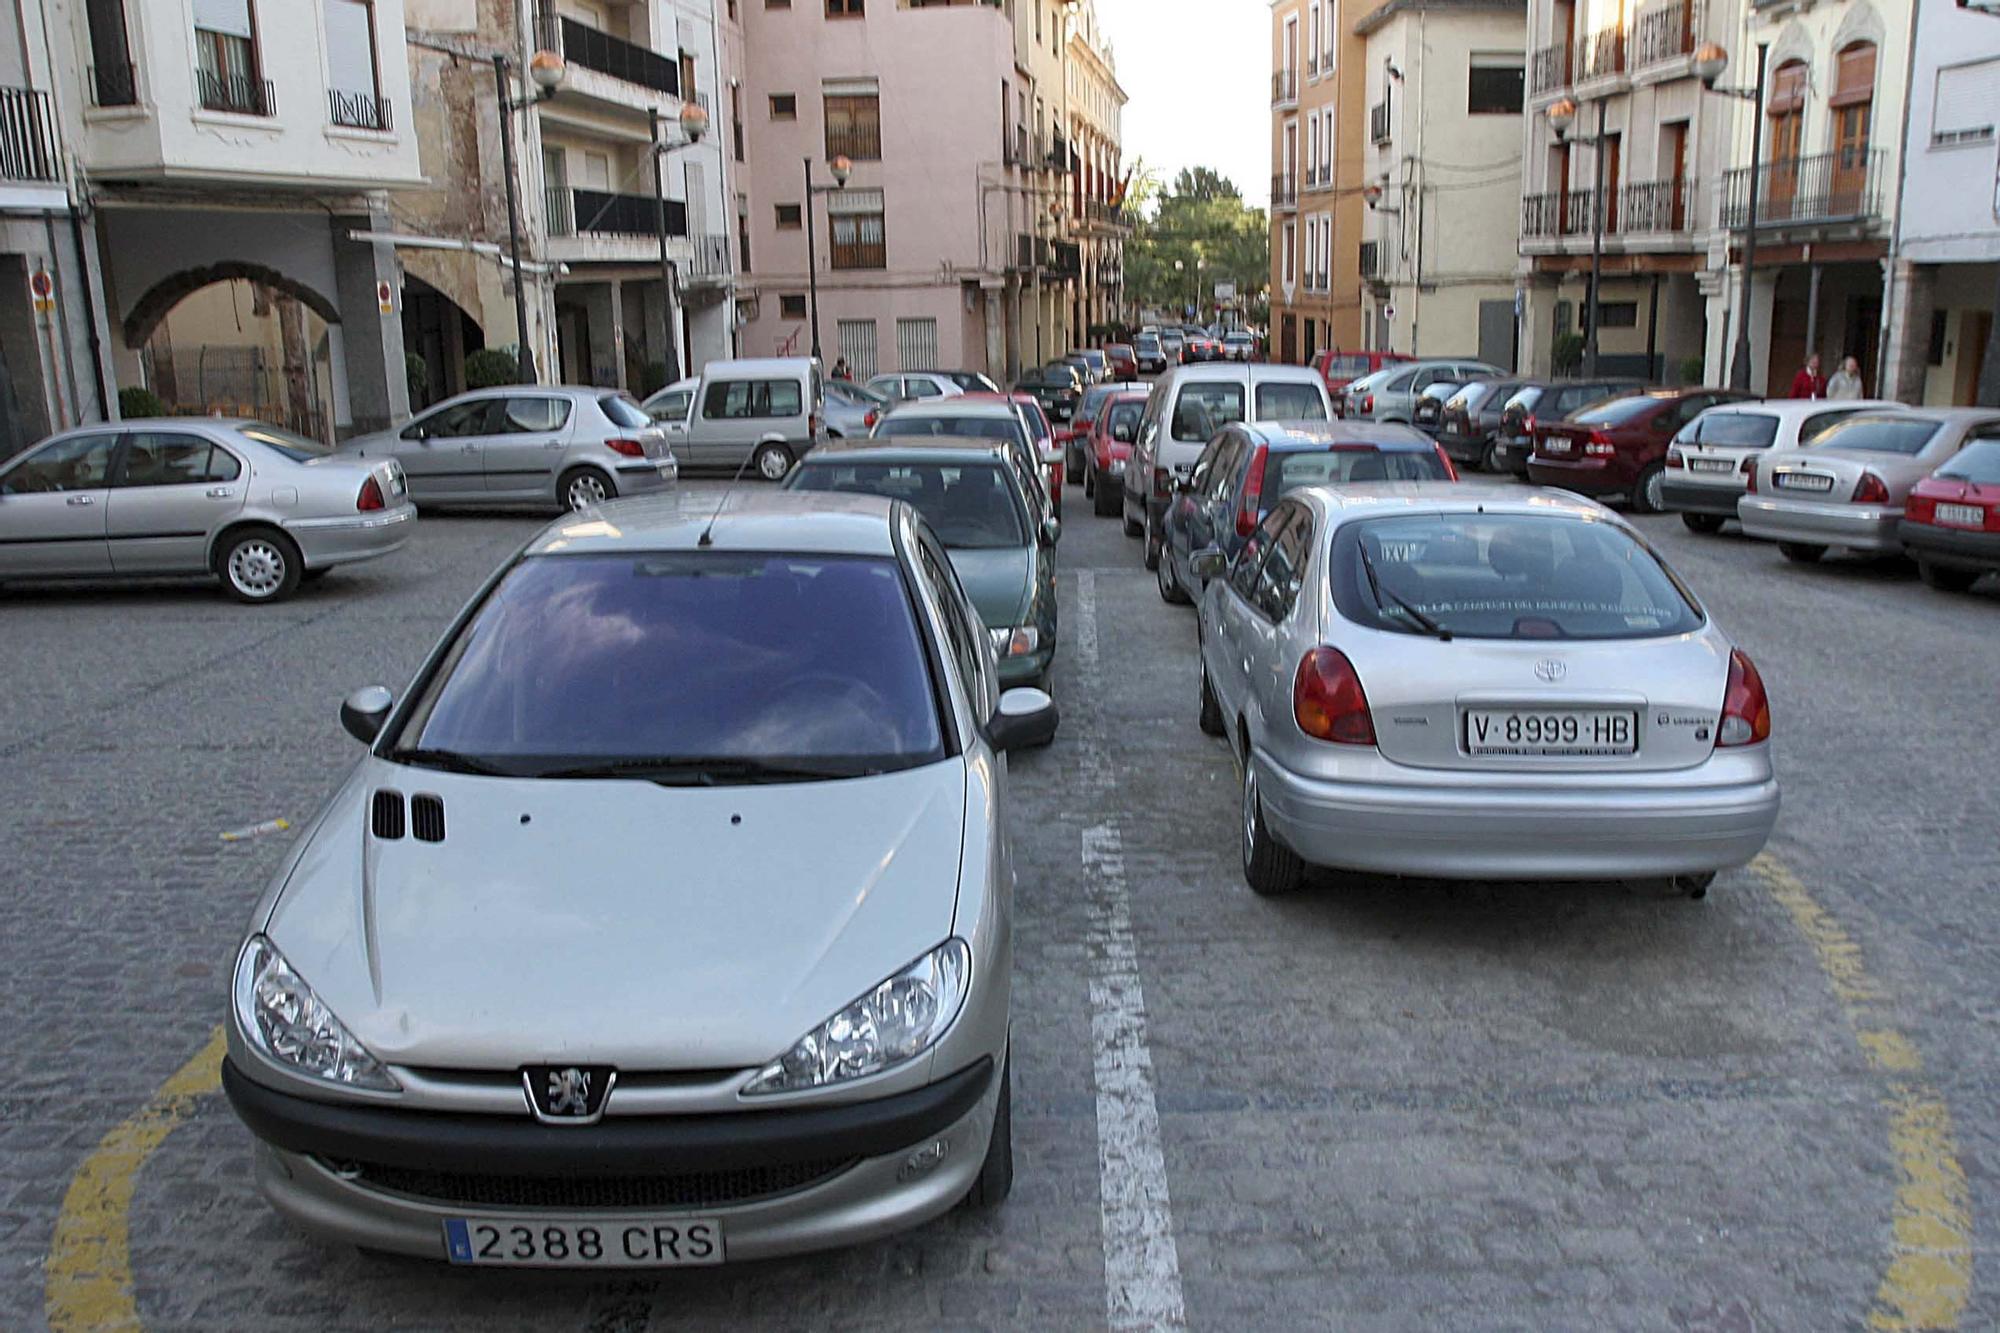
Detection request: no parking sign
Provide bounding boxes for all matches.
[29,269,53,314]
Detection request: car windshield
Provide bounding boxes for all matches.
[876,413,1026,450]
[1691,413,1778,448]
[829,381,889,407]
[1809,416,1945,455]
[1936,440,2000,483]
[237,424,331,460]
[393,553,944,777]
[1266,448,1450,494]
[1324,354,1372,376]
[789,459,1028,550]
[1331,513,1702,641]
[1255,382,1328,420]
[599,395,651,429]
[1136,335,1160,350]
[1573,396,1665,427]
[1104,401,1145,437]
[1172,383,1246,441]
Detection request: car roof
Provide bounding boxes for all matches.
[703,357,816,377]
[1703,398,1902,421]
[804,437,1015,462]
[522,487,898,558]
[1155,362,1325,389]
[881,398,1020,419]
[1294,482,1615,525]
[1243,419,1440,450]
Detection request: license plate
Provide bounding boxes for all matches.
[445,1217,723,1268]
[1935,502,1985,528]
[1689,457,1734,473]
[1466,709,1638,757]
[1774,471,1833,492]
[1542,438,1572,455]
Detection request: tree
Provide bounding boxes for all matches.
[1124,167,1269,321]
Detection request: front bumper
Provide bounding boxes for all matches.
[225,1055,999,1264]
[1898,519,2000,570]
[284,504,417,569]
[1253,749,1779,880]
[1737,496,1901,551]
[1659,477,1745,517]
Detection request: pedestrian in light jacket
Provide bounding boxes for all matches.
[1826,356,1865,400]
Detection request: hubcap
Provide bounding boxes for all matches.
[227,540,285,598]
[1241,765,1258,870]
[757,448,789,480]
[1644,469,1665,511]
[567,474,608,509]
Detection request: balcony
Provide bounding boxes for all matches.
[1359,240,1380,279]
[1575,28,1626,83]
[328,89,392,132]
[539,11,679,97]
[1530,42,1571,96]
[547,186,688,239]
[1720,150,1885,230]
[1085,198,1133,232]
[197,70,275,117]
[1521,189,1596,239]
[88,63,137,109]
[1619,178,1692,233]
[1015,232,1051,270]
[684,233,732,283]
[1049,240,1082,279]
[1633,1,1691,67]
[1304,163,1332,193]
[1369,101,1391,145]
[1272,70,1298,108]
[1271,173,1298,210]
[0,87,60,182]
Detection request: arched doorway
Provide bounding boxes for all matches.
[402,275,484,408]
[131,275,339,441]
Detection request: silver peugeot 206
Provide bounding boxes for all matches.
[222,490,1054,1268]
[1195,484,1779,898]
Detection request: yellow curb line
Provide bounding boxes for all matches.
[44,1026,226,1333]
[1750,854,1972,1330]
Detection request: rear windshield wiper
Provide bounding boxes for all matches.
[533,757,875,785]
[388,747,519,777]
[1356,543,1452,641]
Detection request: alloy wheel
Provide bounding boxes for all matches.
[227,539,287,600]
[566,472,609,510]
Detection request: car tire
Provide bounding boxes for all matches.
[1631,463,1667,514]
[1157,545,1190,604]
[1673,871,1716,900]
[216,527,303,605]
[1479,440,1500,474]
[1198,665,1226,737]
[560,466,616,512]
[1122,496,1142,538]
[1778,541,1827,565]
[965,1046,1013,1208]
[1916,559,1979,593]
[1082,467,1094,499]
[1094,473,1118,517]
[1142,508,1161,571]
[751,442,794,482]
[1241,758,1303,897]
[1680,513,1726,534]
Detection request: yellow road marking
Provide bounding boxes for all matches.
[45,1026,226,1333]
[1749,854,1972,1330]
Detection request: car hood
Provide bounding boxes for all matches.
[262,758,969,1070]
[946,545,1034,629]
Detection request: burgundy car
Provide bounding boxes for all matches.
[1087,389,1150,516]
[1528,388,1757,512]
[1899,439,2000,592]
[1106,343,1138,380]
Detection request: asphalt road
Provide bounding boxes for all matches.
[3,473,1997,1331]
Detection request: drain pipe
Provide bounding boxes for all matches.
[64,207,109,420]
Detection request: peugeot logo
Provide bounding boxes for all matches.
[1534,659,1566,682]
[522,1064,616,1124]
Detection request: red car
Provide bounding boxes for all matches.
[1899,438,2000,592]
[960,391,1062,517]
[1312,349,1414,413]
[1105,343,1138,380]
[1086,389,1149,517]
[1527,388,1756,512]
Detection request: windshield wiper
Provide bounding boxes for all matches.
[388,747,519,777]
[1356,543,1452,641]
[533,757,874,785]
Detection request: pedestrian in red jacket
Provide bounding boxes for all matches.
[1789,353,1826,399]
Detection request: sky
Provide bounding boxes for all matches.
[1095,0,1273,212]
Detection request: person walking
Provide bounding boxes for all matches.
[831,356,851,381]
[1826,355,1865,400]
[1789,352,1826,400]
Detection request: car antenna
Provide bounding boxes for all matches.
[697,445,762,547]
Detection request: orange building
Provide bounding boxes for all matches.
[1269,0,1369,364]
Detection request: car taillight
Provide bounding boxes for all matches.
[1666,448,1685,469]
[1739,456,1755,476]
[1360,394,1375,414]
[356,476,385,512]
[810,410,823,436]
[1903,493,1932,523]
[605,437,644,458]
[864,410,877,428]
[1236,445,1267,536]
[1294,647,1375,745]
[1852,471,1890,505]
[1153,468,1170,498]
[1745,462,1758,493]
[1718,648,1771,747]
[1433,445,1459,481]
[1584,431,1616,457]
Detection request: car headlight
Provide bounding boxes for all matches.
[232,935,398,1092]
[744,940,971,1095]
[989,625,1040,657]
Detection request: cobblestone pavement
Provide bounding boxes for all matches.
[4,481,1996,1330]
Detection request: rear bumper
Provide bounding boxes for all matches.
[614,460,679,494]
[1659,478,1745,517]
[1898,519,2000,569]
[1490,436,1534,477]
[284,504,417,568]
[1254,750,1779,880]
[1435,430,1490,463]
[1525,455,1627,495]
[1736,497,1900,551]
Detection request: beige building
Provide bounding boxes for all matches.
[1270,0,1370,364]
[1355,0,1525,364]
[1065,2,1131,341]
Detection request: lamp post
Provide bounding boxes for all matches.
[801,155,853,363]
[1547,95,1609,379]
[650,100,709,383]
[493,48,566,384]
[1693,41,1768,392]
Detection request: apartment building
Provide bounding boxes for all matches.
[1270,0,1369,365]
[1065,1,1129,341]
[1355,0,1524,365]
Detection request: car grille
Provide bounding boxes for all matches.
[324,1157,858,1210]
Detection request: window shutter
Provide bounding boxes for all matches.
[1933,58,2000,143]
[1767,60,1807,115]
[1831,43,1876,109]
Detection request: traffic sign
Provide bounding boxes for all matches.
[376,280,394,315]
[1383,303,1397,323]
[29,269,53,314]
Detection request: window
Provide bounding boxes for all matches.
[824,88,881,160]
[323,0,383,128]
[85,0,136,105]
[1594,301,1638,329]
[775,202,802,229]
[193,0,267,115]
[1171,383,1245,443]
[405,399,493,439]
[780,293,808,318]
[1685,413,1779,449]
[1468,59,1523,115]
[836,319,878,379]
[500,398,571,433]
[738,196,752,270]
[769,92,797,119]
[1932,58,2000,146]
[790,460,1028,550]
[896,317,938,369]
[730,84,744,160]
[648,389,692,423]
[1806,415,1943,456]
[766,0,790,7]
[0,434,119,492]
[1253,505,1312,621]
[827,0,864,13]
[828,187,886,269]
[703,378,804,419]
[1255,383,1327,421]
[120,433,241,486]
[1282,222,1295,287]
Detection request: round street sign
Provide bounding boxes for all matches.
[29,269,54,314]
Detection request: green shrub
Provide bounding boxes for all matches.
[464,347,522,389]
[405,352,429,403]
[118,386,168,419]
[1551,332,1585,376]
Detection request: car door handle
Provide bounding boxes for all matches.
[65,494,93,506]
[207,487,235,498]
[545,440,565,449]
[461,445,480,455]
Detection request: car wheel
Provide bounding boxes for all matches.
[964,1045,1013,1208]
[1157,544,1190,604]
[1778,541,1827,565]
[217,527,303,604]
[1198,664,1226,737]
[752,442,795,482]
[1094,473,1118,517]
[1917,559,1979,593]
[1479,440,1500,474]
[1241,758,1303,897]
[1680,513,1726,534]
[1673,871,1716,900]
[1122,495,1142,538]
[1142,508,1161,571]
[560,466,615,512]
[1083,467,1094,499]
[1632,463,1667,514]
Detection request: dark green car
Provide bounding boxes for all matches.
[784,439,1060,688]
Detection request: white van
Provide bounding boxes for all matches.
[646,357,824,480]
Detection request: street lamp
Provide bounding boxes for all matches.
[1693,41,1770,393]
[648,99,710,382]
[1547,93,1610,379]
[801,154,853,362]
[493,47,566,384]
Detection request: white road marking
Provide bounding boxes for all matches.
[1075,570,1187,1330]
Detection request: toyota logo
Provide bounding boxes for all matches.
[1534,659,1566,682]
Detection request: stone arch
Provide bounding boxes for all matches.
[1767,20,1815,87]
[122,262,341,349]
[1829,3,1888,61]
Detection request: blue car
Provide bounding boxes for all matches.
[1155,419,1457,606]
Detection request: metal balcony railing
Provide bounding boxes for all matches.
[1304,163,1332,192]
[1049,240,1082,278]
[540,11,680,96]
[328,88,391,131]
[1522,188,1599,238]
[1369,101,1391,145]
[197,70,274,116]
[686,233,731,278]
[1619,178,1692,232]
[1530,42,1571,96]
[1720,150,1884,229]
[825,123,879,160]
[1576,28,1626,82]
[1359,241,1380,278]
[1086,198,1131,228]
[0,87,60,181]
[88,63,137,108]
[1271,173,1298,209]
[1272,70,1298,106]
[1633,1,1691,66]
[547,187,689,238]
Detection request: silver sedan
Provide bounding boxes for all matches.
[222,489,1055,1267]
[0,417,413,602]
[1195,485,1778,896]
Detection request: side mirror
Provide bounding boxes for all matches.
[1191,547,1227,581]
[340,685,395,744]
[986,687,1059,752]
[1041,516,1062,545]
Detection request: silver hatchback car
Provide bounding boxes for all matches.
[1195,485,1778,896]
[222,490,1055,1268]
[342,386,675,512]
